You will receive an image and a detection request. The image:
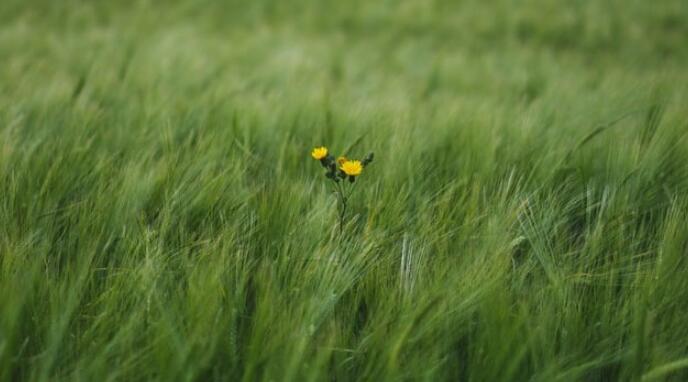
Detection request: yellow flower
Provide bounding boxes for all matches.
[340,160,363,176]
[337,156,348,165]
[311,146,328,160]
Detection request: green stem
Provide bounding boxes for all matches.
[337,180,347,236]
[331,179,346,236]
[339,193,347,236]
[331,178,358,237]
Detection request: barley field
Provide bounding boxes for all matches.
[1,1,688,381]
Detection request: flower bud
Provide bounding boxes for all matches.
[362,152,374,167]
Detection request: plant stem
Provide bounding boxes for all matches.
[333,180,346,236]
[339,193,347,236]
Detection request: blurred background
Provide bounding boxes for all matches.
[2,0,687,118]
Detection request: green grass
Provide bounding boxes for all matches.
[1,0,688,380]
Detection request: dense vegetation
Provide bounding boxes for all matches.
[1,1,687,380]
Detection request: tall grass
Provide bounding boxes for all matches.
[1,0,687,380]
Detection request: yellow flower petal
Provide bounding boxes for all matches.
[311,146,328,160]
[340,160,362,176]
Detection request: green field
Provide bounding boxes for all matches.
[1,1,688,381]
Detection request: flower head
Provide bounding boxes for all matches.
[340,160,363,176]
[311,146,328,160]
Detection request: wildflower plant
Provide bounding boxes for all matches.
[311,146,374,234]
